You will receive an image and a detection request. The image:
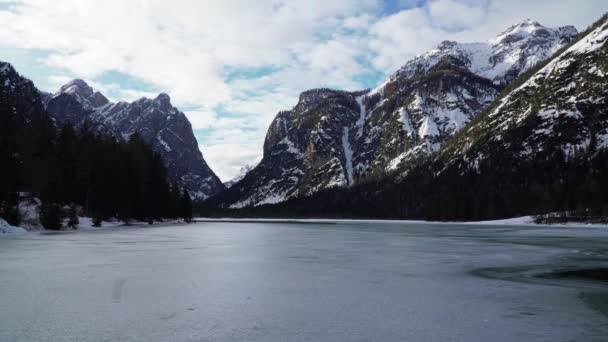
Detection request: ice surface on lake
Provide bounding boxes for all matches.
[1,222,607,341]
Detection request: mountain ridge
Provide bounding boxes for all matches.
[200,14,608,222]
[209,19,578,208]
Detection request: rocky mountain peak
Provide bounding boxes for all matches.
[224,162,259,189]
[58,79,93,97]
[297,88,338,108]
[56,79,109,109]
[490,19,576,46]
[386,20,578,89]
[153,93,172,111]
[0,61,16,76]
[437,40,459,50]
[44,79,224,200]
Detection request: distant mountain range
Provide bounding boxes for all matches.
[208,19,579,208]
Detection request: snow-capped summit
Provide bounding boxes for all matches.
[44,80,225,200]
[55,79,109,110]
[490,19,577,45]
[388,20,577,87]
[57,79,92,96]
[210,19,580,208]
[439,15,608,180]
[490,19,546,44]
[223,162,259,189]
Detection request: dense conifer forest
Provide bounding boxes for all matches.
[198,146,608,222]
[0,108,193,229]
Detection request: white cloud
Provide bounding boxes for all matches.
[368,8,438,72]
[427,0,486,30]
[185,109,218,130]
[0,0,606,180]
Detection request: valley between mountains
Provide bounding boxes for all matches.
[2,14,608,223]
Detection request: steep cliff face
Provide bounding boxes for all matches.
[43,80,224,199]
[219,89,364,207]
[210,20,577,208]
[356,20,578,172]
[352,56,499,175]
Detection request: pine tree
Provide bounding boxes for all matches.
[67,205,79,229]
[0,109,22,226]
[1,192,21,227]
[92,210,103,227]
[168,182,181,219]
[181,188,193,223]
[56,125,79,204]
[39,202,64,230]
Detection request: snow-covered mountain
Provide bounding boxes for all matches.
[210,20,577,208]
[391,20,577,86]
[224,162,258,189]
[438,15,608,170]
[42,79,224,200]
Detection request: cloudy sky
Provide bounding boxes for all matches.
[0,0,606,180]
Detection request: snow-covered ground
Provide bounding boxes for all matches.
[76,217,126,230]
[467,216,536,225]
[0,218,27,236]
[77,217,185,230]
[3,211,604,239]
[195,216,608,228]
[0,214,187,238]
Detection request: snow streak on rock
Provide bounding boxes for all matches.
[342,127,354,185]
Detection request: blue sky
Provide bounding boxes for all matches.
[0,0,606,180]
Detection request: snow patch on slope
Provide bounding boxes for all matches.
[397,108,414,136]
[279,137,303,157]
[418,116,439,139]
[355,95,367,137]
[342,127,354,185]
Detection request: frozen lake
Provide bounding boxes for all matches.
[1,221,608,341]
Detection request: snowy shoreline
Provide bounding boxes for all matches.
[0,217,189,237]
[4,216,607,237]
[195,216,608,228]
